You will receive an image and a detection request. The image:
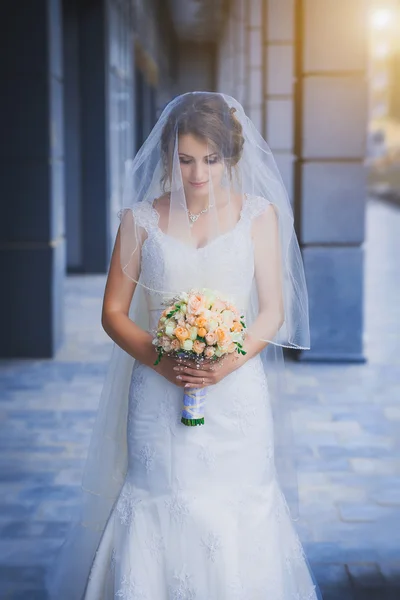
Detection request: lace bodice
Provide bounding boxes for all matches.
[131,195,269,320]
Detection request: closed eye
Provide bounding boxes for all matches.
[206,156,220,165]
[178,155,220,165]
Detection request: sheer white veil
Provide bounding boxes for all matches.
[46,92,310,599]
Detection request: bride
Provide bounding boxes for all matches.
[47,92,321,599]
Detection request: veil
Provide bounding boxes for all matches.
[46,92,310,599]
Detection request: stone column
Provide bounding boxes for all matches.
[264,0,296,201]
[246,0,263,131]
[0,0,65,358]
[295,0,367,361]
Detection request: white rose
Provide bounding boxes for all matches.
[165,324,175,337]
[231,332,244,343]
[182,339,193,351]
[179,292,189,302]
[222,310,235,328]
[208,319,219,332]
[160,316,167,323]
[214,346,225,358]
[189,326,198,341]
[202,289,216,307]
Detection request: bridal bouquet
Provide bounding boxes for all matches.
[153,288,247,426]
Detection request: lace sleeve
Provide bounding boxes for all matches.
[118,201,159,233]
[243,195,272,223]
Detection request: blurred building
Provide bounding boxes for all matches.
[368,1,400,199]
[0,0,369,362]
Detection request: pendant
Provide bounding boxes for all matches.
[189,214,199,224]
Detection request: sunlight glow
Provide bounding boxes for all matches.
[370,9,393,30]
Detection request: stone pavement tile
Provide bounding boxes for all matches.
[349,458,400,476]
[0,503,37,520]
[378,562,400,588]
[3,590,48,600]
[0,520,69,538]
[368,484,400,506]
[299,482,367,505]
[35,499,80,522]
[0,539,60,567]
[338,503,399,523]
[304,542,380,564]
[317,587,355,600]
[298,459,351,472]
[318,444,394,460]
[384,407,400,421]
[312,562,351,588]
[348,563,386,583]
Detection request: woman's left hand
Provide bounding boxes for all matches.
[173,353,244,389]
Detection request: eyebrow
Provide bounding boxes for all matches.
[178,152,218,158]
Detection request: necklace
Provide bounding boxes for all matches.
[183,201,214,226]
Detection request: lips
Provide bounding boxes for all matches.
[190,181,208,187]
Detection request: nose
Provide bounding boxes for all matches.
[191,161,205,182]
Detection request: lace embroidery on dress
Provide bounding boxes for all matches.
[158,386,180,432]
[145,531,166,564]
[165,489,192,527]
[116,483,142,529]
[110,548,116,571]
[242,194,271,222]
[226,393,257,435]
[139,443,156,472]
[115,574,147,599]
[168,567,197,600]
[201,532,223,563]
[129,367,146,417]
[229,576,248,599]
[131,200,160,232]
[197,444,216,469]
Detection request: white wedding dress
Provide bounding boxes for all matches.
[83,195,319,600]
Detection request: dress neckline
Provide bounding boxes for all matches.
[145,193,251,253]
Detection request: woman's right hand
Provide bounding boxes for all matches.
[153,354,187,387]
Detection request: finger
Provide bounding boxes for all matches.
[178,375,211,386]
[177,361,217,372]
[174,367,211,378]
[184,383,206,389]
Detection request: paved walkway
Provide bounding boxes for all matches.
[0,199,399,599]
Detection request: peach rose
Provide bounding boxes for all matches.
[227,342,236,353]
[195,316,207,329]
[170,339,180,351]
[161,336,172,352]
[198,327,207,338]
[205,331,217,345]
[211,298,226,312]
[204,346,216,359]
[193,340,206,355]
[187,293,206,315]
[231,321,243,333]
[216,326,231,348]
[186,314,196,326]
[175,326,190,342]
